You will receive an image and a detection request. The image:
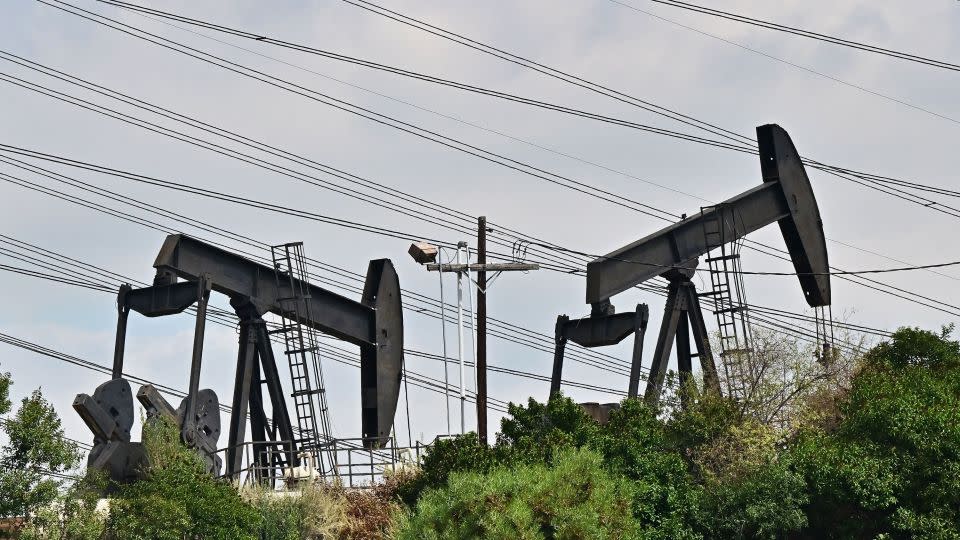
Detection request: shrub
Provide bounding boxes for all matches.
[106,418,261,539]
[596,399,699,538]
[243,488,304,540]
[497,395,599,464]
[398,447,638,540]
[394,433,499,505]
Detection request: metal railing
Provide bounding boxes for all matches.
[214,435,454,489]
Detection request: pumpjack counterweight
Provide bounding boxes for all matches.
[551,124,831,406]
[75,235,404,486]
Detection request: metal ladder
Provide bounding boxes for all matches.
[700,206,754,401]
[270,242,336,476]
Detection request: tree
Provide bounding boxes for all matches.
[0,370,10,415]
[792,326,960,538]
[0,387,80,520]
[711,326,864,428]
[19,472,108,540]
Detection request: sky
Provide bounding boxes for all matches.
[0,0,958,468]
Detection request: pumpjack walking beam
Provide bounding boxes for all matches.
[561,124,830,406]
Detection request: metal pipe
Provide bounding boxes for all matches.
[456,242,466,434]
[466,246,478,423]
[436,249,451,434]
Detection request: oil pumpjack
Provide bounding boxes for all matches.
[73,235,403,486]
[550,124,831,406]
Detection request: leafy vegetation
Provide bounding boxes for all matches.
[8,326,960,539]
[397,326,960,539]
[398,447,637,540]
[0,377,80,523]
[106,418,262,539]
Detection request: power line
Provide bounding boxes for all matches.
[526,241,960,277]
[0,146,899,343]
[603,0,960,127]
[338,0,960,215]
[0,235,628,398]
[324,0,960,317]
[5,9,942,329]
[0,195,879,372]
[84,0,960,204]
[85,0,755,157]
[0,166,638,377]
[649,0,960,73]
[2,52,957,321]
[70,4,960,288]
[6,2,683,225]
[42,0,960,223]
[0,49,618,277]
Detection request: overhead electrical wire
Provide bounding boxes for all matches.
[0,153,876,384]
[7,6,948,332]
[0,158,890,362]
[602,0,960,127]
[29,1,683,224]
[2,54,956,322]
[0,49,632,278]
[78,0,960,206]
[523,240,960,277]
[3,145,951,280]
[0,229,867,402]
[0,146,903,339]
[318,1,960,317]
[35,0,960,223]
[0,234,627,398]
[336,0,960,214]
[65,5,960,287]
[0,3,916,404]
[648,0,960,74]
[86,0,755,157]
[0,172,638,378]
[0,166,639,381]
[31,2,960,296]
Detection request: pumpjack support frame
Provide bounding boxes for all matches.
[552,124,830,406]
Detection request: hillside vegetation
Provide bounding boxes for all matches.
[4,326,959,539]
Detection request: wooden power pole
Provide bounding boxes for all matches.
[420,217,538,444]
[476,216,488,443]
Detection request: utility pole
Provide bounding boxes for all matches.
[410,219,539,444]
[476,217,488,443]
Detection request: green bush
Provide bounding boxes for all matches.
[394,433,499,506]
[694,458,807,539]
[497,395,599,464]
[595,399,699,538]
[243,488,304,540]
[106,419,261,539]
[792,327,960,539]
[398,447,638,540]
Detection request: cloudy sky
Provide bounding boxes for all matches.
[1,0,958,462]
